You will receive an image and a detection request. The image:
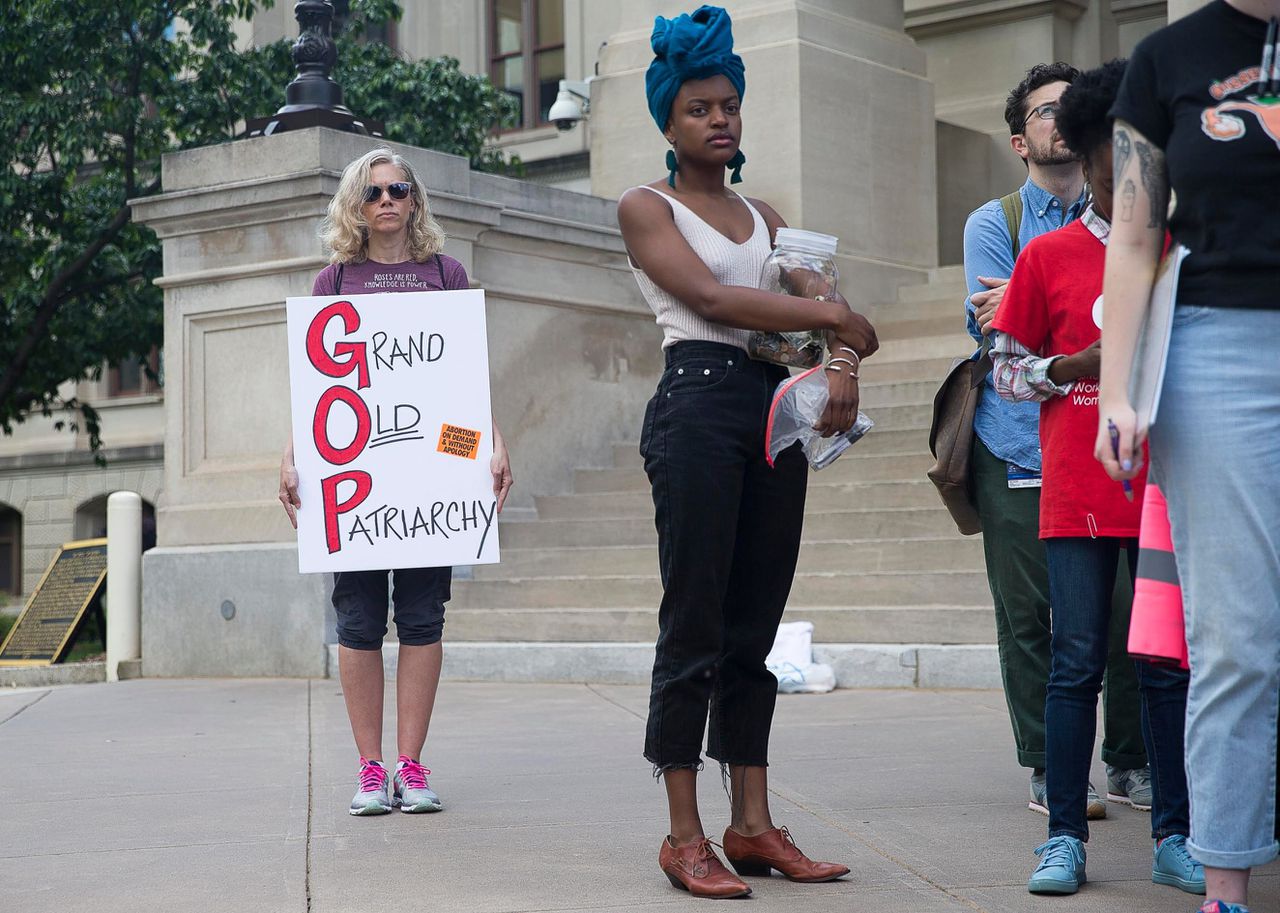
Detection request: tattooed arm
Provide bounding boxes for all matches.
[1095,119,1169,481]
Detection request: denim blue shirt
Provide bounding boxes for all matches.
[963,176,1087,471]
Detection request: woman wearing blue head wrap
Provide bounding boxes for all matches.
[616,4,878,899]
[646,4,748,186]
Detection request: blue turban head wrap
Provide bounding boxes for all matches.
[646,5,747,187]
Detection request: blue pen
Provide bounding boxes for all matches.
[1107,419,1135,502]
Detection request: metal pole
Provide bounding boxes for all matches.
[106,492,142,682]
[278,0,353,115]
[241,0,382,138]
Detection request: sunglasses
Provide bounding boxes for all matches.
[1022,102,1060,129]
[362,182,412,204]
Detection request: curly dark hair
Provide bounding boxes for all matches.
[1004,62,1081,136]
[1054,59,1129,160]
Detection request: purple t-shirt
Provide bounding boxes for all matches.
[311,254,470,295]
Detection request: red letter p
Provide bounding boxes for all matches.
[320,471,372,554]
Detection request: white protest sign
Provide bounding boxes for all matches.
[286,289,499,573]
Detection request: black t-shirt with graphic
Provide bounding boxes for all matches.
[1112,0,1280,309]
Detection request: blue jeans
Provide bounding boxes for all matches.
[1044,536,1190,842]
[1149,304,1280,870]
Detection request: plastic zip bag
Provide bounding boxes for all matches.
[765,365,874,470]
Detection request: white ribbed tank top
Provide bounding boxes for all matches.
[628,185,772,350]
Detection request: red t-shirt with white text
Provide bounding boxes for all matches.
[992,220,1146,539]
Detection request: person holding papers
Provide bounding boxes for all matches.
[990,61,1201,898]
[278,148,513,817]
[1098,3,1280,911]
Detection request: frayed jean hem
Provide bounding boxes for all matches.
[649,759,704,779]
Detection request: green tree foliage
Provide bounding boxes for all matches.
[0,0,517,451]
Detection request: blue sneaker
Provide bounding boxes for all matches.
[1153,835,1205,894]
[1198,902,1250,913]
[1028,771,1048,816]
[1028,835,1086,895]
[1107,764,1153,811]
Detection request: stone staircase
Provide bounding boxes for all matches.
[443,266,995,659]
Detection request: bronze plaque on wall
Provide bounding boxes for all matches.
[0,539,107,665]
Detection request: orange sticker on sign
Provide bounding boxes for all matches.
[437,424,482,460]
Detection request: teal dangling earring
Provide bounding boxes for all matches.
[666,148,679,188]
[727,150,746,184]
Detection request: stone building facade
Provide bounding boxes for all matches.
[2,0,1205,618]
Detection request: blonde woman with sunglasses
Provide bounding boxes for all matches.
[278,148,514,816]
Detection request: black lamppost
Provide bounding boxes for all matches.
[243,0,383,138]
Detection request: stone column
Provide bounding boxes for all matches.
[130,128,656,676]
[590,0,938,304]
[1167,0,1210,21]
[906,0,1176,264]
[130,130,365,676]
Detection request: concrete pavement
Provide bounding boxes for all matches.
[2,679,1276,913]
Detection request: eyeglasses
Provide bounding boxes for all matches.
[1022,103,1060,129]
[362,182,412,204]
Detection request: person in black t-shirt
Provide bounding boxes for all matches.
[1097,3,1280,911]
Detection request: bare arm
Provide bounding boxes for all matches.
[491,420,513,512]
[1094,119,1168,479]
[618,188,877,357]
[279,432,300,529]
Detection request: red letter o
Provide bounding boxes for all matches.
[312,386,372,465]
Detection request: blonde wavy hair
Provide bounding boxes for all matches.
[322,148,447,264]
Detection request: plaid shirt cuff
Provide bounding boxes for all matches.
[991,333,1074,402]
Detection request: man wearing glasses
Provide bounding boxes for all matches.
[962,62,1150,819]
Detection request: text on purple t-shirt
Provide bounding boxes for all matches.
[311,255,470,296]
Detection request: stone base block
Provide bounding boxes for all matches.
[0,662,105,688]
[815,644,920,688]
[916,644,1004,689]
[325,641,1001,689]
[116,658,144,681]
[142,544,330,677]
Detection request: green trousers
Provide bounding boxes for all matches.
[972,436,1148,771]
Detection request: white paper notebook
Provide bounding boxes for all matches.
[1128,245,1189,434]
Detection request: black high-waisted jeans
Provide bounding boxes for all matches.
[640,341,808,770]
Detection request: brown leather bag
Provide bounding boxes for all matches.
[926,349,987,536]
[926,190,1023,536]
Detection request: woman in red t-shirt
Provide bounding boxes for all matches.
[990,61,1200,899]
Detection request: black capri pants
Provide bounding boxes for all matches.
[331,567,452,650]
[640,341,808,770]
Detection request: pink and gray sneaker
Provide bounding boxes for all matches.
[393,755,442,813]
[349,757,392,816]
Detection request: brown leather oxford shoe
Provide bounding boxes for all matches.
[722,825,850,883]
[659,835,752,898]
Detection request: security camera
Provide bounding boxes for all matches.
[548,79,591,132]
[549,97,583,131]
